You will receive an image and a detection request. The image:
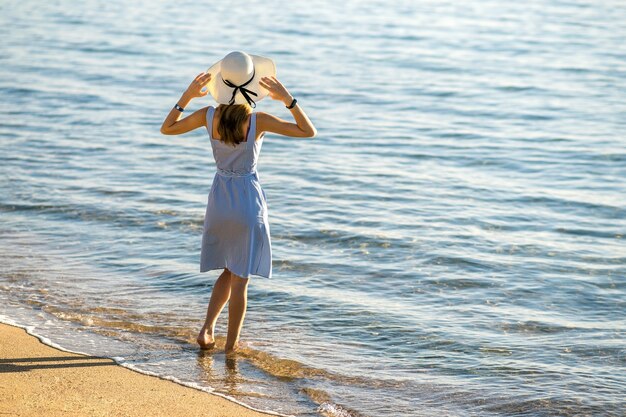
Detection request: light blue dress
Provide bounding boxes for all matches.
[200,106,272,279]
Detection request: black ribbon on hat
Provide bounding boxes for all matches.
[221,67,258,108]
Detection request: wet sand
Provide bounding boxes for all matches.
[0,322,277,417]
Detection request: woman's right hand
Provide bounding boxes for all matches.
[259,76,293,105]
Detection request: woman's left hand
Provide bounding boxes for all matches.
[184,72,212,98]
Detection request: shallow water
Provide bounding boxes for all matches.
[1,0,625,416]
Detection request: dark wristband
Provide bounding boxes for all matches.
[174,103,185,112]
[286,98,297,109]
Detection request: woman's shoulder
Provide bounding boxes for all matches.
[254,111,274,127]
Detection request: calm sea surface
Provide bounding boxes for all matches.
[1,1,625,416]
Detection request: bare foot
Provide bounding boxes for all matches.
[197,326,215,350]
[225,341,241,355]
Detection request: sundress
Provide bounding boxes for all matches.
[200,106,272,279]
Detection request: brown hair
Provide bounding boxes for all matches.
[216,103,252,147]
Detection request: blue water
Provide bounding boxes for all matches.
[1,1,625,416]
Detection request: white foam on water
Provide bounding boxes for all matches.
[318,402,355,417]
[0,314,296,417]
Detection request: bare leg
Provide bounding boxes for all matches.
[197,269,232,349]
[225,273,249,353]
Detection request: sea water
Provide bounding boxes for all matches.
[1,1,624,416]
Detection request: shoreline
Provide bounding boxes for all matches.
[0,320,288,417]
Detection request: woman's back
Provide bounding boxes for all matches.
[206,106,266,177]
[211,106,265,143]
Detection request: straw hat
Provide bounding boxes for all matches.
[204,51,276,108]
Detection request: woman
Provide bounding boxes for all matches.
[160,51,317,354]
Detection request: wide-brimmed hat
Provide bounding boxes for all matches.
[205,51,276,108]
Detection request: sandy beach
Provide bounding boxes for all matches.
[0,322,277,417]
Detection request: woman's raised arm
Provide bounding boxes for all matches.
[257,76,317,138]
[160,72,212,135]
